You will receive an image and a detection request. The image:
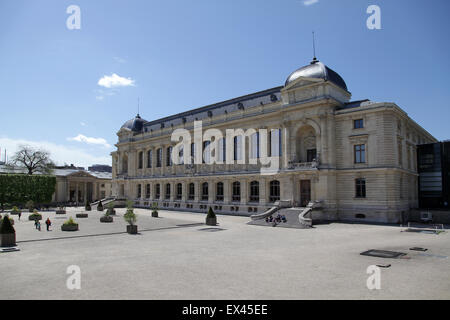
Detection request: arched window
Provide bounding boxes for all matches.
[145,184,150,199]
[176,183,182,200]
[165,183,171,199]
[138,151,143,169]
[216,182,224,201]
[147,150,152,168]
[202,182,209,201]
[249,181,259,202]
[156,148,162,167]
[232,182,241,202]
[269,180,280,202]
[137,184,142,198]
[166,146,173,166]
[188,183,195,200]
[155,184,161,199]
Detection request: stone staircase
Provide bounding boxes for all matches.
[248,200,323,229]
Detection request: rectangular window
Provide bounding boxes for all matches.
[234,136,242,161]
[138,152,143,169]
[176,184,182,200]
[307,149,317,162]
[165,184,171,199]
[354,144,366,163]
[218,138,226,162]
[355,179,366,198]
[270,129,282,157]
[250,132,260,159]
[166,147,173,166]
[137,184,142,199]
[354,119,364,129]
[216,183,224,201]
[188,183,195,200]
[190,143,196,164]
[147,150,152,168]
[203,141,211,164]
[156,149,162,167]
[155,184,161,199]
[146,184,150,199]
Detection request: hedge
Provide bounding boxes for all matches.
[0,174,56,209]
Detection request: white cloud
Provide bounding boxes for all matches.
[97,73,135,88]
[0,137,111,169]
[113,56,126,63]
[303,0,319,6]
[80,122,87,126]
[67,134,111,148]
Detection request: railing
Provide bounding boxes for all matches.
[288,161,318,170]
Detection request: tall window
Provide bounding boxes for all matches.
[270,129,282,157]
[165,183,171,199]
[354,144,366,163]
[146,184,150,199]
[166,146,173,166]
[250,181,259,202]
[218,138,226,163]
[355,178,366,198]
[190,143,196,164]
[269,180,280,202]
[234,136,243,161]
[155,184,161,199]
[250,132,260,159]
[156,148,162,167]
[178,145,184,165]
[307,149,317,162]
[202,182,209,201]
[203,141,211,164]
[216,182,224,201]
[354,119,364,129]
[188,183,195,200]
[176,183,182,200]
[232,182,241,202]
[137,184,142,198]
[138,151,143,169]
[147,150,152,168]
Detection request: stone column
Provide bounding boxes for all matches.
[181,181,187,202]
[208,180,215,204]
[224,179,231,204]
[66,180,70,203]
[259,178,267,205]
[169,182,175,202]
[240,179,247,205]
[194,181,199,202]
[75,183,79,206]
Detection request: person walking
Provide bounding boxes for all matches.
[18,211,22,220]
[34,219,38,229]
[37,221,41,231]
[45,218,51,231]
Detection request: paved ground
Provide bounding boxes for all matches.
[1,207,449,300]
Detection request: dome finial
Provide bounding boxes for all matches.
[311,31,319,64]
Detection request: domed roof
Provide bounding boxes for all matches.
[285,58,348,91]
[121,114,146,132]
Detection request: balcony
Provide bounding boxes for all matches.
[287,161,318,170]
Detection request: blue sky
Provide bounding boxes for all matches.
[0,0,449,167]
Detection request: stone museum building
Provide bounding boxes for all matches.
[111,58,436,223]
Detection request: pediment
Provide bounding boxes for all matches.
[284,77,322,91]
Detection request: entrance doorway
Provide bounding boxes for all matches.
[300,180,311,207]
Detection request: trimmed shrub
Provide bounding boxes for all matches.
[97,200,103,211]
[207,207,216,219]
[85,200,91,211]
[63,217,77,226]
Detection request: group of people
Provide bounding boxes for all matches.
[265,214,287,225]
[34,218,52,231]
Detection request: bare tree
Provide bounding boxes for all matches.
[9,145,55,175]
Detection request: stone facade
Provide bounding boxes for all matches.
[111,59,436,223]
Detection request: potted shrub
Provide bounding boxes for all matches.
[26,200,34,213]
[85,200,91,211]
[100,211,113,223]
[206,207,217,226]
[61,217,79,231]
[0,215,16,247]
[97,200,104,211]
[76,212,88,218]
[11,206,21,215]
[151,203,159,218]
[106,202,116,215]
[55,205,66,215]
[124,203,137,234]
[28,209,43,221]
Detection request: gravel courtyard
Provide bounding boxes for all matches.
[1,207,449,300]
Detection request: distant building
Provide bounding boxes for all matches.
[0,164,112,204]
[88,164,112,173]
[417,141,450,209]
